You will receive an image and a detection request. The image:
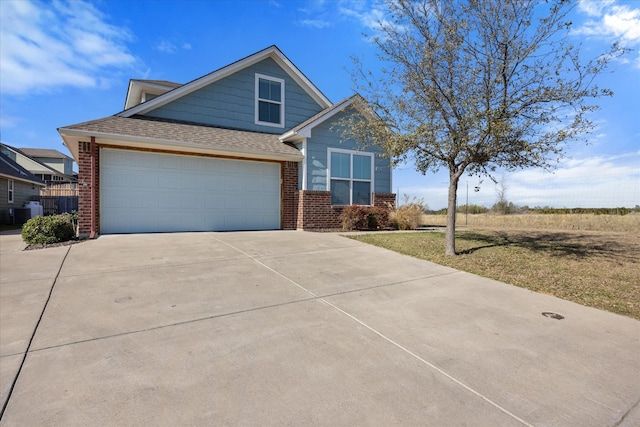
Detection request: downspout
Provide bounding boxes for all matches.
[90,136,96,239]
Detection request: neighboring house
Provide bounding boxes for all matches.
[0,151,45,224]
[0,144,77,185]
[58,46,394,238]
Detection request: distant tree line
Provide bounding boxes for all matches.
[427,205,640,216]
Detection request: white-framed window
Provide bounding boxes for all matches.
[255,73,284,127]
[8,179,14,203]
[328,148,374,206]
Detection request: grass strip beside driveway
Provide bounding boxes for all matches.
[348,229,640,320]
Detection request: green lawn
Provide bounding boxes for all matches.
[348,229,640,320]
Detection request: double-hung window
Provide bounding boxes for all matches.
[255,74,284,127]
[8,179,14,203]
[328,148,374,205]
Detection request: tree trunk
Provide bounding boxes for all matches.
[445,174,459,256]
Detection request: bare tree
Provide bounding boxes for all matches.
[342,0,626,255]
[492,177,512,214]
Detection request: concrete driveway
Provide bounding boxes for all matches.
[1,230,638,426]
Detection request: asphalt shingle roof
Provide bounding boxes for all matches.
[130,79,182,88]
[0,153,45,184]
[59,116,302,159]
[18,148,73,160]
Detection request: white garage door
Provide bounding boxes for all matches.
[100,149,281,233]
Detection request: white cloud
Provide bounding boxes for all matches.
[0,0,138,95]
[575,0,640,67]
[155,40,178,54]
[0,112,21,129]
[395,151,640,209]
[338,1,391,34]
[154,39,192,54]
[298,19,331,29]
[499,152,640,208]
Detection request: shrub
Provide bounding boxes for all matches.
[22,214,76,244]
[340,205,389,230]
[388,195,427,230]
[367,206,389,230]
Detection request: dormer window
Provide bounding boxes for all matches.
[255,74,284,127]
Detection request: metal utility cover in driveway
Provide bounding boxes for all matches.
[99,149,281,233]
[1,231,639,426]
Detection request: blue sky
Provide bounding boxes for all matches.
[1,0,638,209]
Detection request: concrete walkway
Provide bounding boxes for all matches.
[0,230,638,426]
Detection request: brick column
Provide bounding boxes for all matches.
[373,193,396,209]
[77,141,99,238]
[297,190,343,230]
[281,161,298,230]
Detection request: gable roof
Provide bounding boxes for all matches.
[131,79,181,87]
[18,147,73,161]
[279,94,381,143]
[118,45,331,117]
[58,116,303,162]
[124,79,183,110]
[1,144,74,179]
[0,151,45,186]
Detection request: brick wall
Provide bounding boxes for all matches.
[297,190,343,230]
[373,193,397,209]
[297,191,397,230]
[77,141,99,238]
[281,161,298,230]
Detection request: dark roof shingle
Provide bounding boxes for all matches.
[59,116,302,160]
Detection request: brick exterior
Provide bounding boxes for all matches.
[373,193,397,209]
[281,161,298,230]
[77,141,99,238]
[296,191,397,230]
[297,191,342,230]
[76,144,392,234]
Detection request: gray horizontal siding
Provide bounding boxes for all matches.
[305,110,391,194]
[144,58,324,133]
[0,178,40,223]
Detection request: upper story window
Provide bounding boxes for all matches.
[328,148,374,206]
[8,179,14,203]
[255,74,284,127]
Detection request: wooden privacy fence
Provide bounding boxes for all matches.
[40,183,79,197]
[37,184,79,215]
[38,196,79,216]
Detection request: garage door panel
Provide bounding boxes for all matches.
[100,149,281,233]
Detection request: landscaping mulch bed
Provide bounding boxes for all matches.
[24,239,85,251]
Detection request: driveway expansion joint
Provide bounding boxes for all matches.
[0,245,72,421]
[207,233,534,427]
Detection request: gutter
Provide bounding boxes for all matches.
[90,136,96,239]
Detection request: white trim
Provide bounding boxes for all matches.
[0,173,44,186]
[327,147,374,206]
[255,73,285,128]
[7,179,14,204]
[289,96,356,141]
[119,46,330,118]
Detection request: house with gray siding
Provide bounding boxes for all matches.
[0,150,45,224]
[58,45,394,237]
[1,144,76,185]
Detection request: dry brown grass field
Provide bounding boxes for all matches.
[422,212,640,233]
[350,213,640,320]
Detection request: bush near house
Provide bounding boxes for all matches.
[388,195,428,230]
[22,214,76,244]
[340,205,389,230]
